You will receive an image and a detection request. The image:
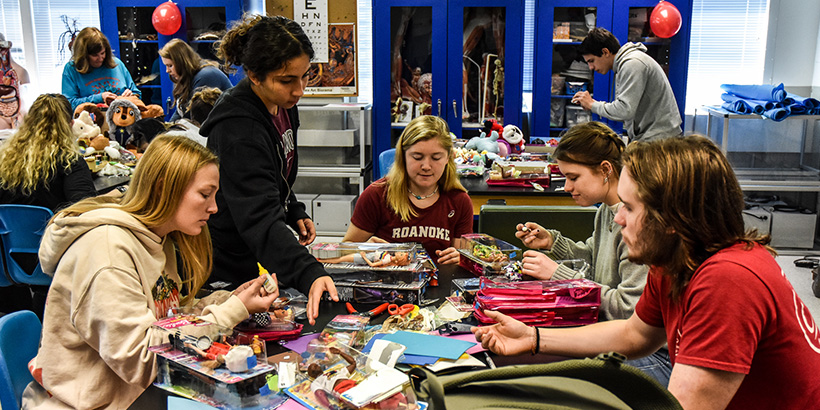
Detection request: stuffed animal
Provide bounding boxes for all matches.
[73,102,106,132]
[502,124,525,154]
[104,94,164,119]
[464,130,502,162]
[106,98,141,146]
[72,111,100,140]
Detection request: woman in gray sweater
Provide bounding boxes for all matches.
[515,121,671,386]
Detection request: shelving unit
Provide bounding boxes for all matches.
[295,103,372,195]
[531,0,692,136]
[694,105,820,252]
[99,0,244,118]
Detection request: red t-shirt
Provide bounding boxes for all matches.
[636,242,820,409]
[350,179,473,256]
[271,108,294,178]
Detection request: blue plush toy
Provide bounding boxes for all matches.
[464,130,501,161]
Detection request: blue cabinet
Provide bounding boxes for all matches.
[99,0,244,118]
[373,0,525,177]
[531,0,692,136]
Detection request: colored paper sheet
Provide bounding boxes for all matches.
[381,331,476,360]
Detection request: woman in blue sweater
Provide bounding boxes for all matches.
[159,39,233,122]
[61,27,140,110]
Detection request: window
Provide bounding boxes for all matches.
[357,0,371,103]
[684,0,769,113]
[31,0,100,92]
[0,0,25,66]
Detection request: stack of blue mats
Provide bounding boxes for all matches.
[719,83,820,121]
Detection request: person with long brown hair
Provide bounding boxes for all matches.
[22,135,279,409]
[343,115,472,265]
[61,27,140,110]
[474,135,820,409]
[199,14,337,325]
[159,38,232,121]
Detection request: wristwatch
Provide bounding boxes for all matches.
[116,185,128,193]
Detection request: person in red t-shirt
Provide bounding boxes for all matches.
[345,115,473,265]
[473,135,820,409]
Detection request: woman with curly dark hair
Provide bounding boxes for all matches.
[200,14,337,325]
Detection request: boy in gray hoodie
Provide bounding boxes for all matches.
[572,28,681,142]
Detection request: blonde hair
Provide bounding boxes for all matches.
[71,27,116,74]
[56,135,218,304]
[384,115,465,222]
[0,94,79,195]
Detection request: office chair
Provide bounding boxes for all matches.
[0,205,55,286]
[0,310,42,409]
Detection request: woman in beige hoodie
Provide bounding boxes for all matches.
[23,135,279,409]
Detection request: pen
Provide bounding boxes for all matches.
[484,351,496,369]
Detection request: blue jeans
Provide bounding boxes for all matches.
[626,348,673,388]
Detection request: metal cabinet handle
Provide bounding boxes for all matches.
[437,99,442,117]
[453,100,457,118]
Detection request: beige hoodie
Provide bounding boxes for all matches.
[22,208,249,409]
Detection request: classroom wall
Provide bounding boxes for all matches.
[764,0,820,98]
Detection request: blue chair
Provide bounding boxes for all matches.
[0,238,12,287]
[0,205,54,286]
[0,310,42,409]
[378,148,396,179]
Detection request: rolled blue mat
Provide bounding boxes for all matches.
[786,93,820,109]
[763,106,790,121]
[788,103,808,115]
[720,83,786,102]
[721,93,759,114]
[746,98,779,111]
[721,101,749,114]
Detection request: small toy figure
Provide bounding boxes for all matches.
[317,251,410,267]
[105,98,141,147]
[251,335,264,355]
[309,347,358,395]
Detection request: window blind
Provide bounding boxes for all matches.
[684,0,769,113]
[30,0,100,92]
[0,0,25,66]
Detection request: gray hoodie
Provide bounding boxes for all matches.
[591,42,682,141]
[24,208,248,409]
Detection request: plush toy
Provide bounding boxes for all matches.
[502,124,525,154]
[104,94,164,119]
[464,130,502,162]
[106,98,141,146]
[72,110,109,152]
[73,102,105,132]
[482,119,504,137]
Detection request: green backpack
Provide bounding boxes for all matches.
[409,352,681,410]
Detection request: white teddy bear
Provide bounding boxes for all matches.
[72,111,101,141]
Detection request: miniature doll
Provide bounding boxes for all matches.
[317,251,410,267]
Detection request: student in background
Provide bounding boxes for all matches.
[571,27,681,142]
[159,39,232,121]
[475,136,820,409]
[200,15,337,325]
[22,135,279,409]
[514,121,669,386]
[62,27,141,110]
[343,115,473,265]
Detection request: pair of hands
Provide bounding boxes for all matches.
[571,90,594,111]
[365,235,460,265]
[515,222,559,280]
[472,310,535,356]
[295,218,339,324]
[234,272,339,326]
[101,89,132,104]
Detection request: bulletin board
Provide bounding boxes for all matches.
[266,0,359,96]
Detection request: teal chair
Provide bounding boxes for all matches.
[0,238,11,287]
[0,205,54,286]
[0,310,42,409]
[378,148,396,179]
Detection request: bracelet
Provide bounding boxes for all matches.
[531,326,540,355]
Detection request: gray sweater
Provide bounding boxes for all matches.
[591,42,682,142]
[546,204,648,321]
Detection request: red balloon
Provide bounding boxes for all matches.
[650,1,682,39]
[152,2,182,36]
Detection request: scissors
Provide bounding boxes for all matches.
[388,303,415,317]
[346,302,388,318]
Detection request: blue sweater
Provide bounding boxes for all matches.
[62,57,141,110]
[169,66,233,121]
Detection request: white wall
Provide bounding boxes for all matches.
[764,0,820,97]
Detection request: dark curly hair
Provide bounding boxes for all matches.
[216,14,314,79]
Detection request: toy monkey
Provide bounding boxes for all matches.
[318,251,410,267]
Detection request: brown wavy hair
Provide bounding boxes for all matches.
[71,27,116,74]
[0,94,80,195]
[159,39,221,110]
[554,121,625,178]
[622,135,773,301]
[217,14,314,79]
